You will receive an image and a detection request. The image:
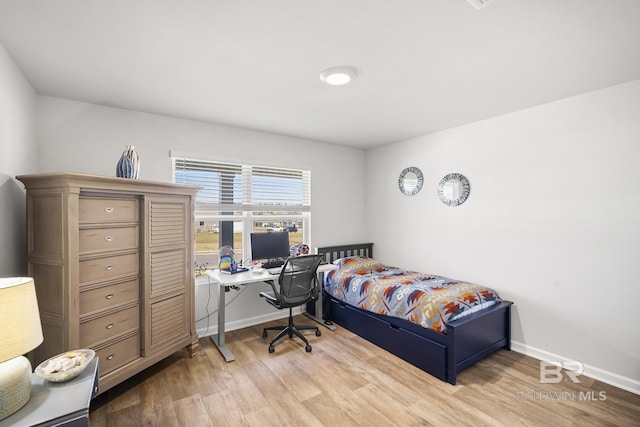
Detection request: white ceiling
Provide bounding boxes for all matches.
[1,0,639,149]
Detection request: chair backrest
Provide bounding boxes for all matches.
[276,255,325,308]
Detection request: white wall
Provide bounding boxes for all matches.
[36,96,367,336]
[0,42,37,276]
[365,80,640,392]
[13,50,639,391]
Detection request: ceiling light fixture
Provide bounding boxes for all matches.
[320,66,357,86]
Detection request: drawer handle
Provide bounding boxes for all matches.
[105,293,114,300]
[104,235,113,242]
[106,323,114,329]
[104,265,113,271]
[106,354,114,361]
[105,207,114,214]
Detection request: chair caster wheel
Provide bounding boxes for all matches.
[269,345,275,353]
[315,329,321,337]
[263,330,268,338]
[305,344,312,352]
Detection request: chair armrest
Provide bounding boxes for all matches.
[259,291,278,302]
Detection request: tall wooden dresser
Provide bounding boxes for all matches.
[16,173,200,394]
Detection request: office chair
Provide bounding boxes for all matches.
[260,254,325,353]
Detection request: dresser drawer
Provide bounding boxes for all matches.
[80,279,139,317]
[79,226,139,254]
[95,333,140,377]
[79,197,138,223]
[80,305,139,348]
[79,252,139,284]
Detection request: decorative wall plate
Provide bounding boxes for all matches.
[398,167,424,196]
[438,173,470,206]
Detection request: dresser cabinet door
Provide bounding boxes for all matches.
[143,196,192,355]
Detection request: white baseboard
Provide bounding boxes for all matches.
[511,340,640,395]
[196,307,304,338]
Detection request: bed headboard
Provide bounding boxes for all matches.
[316,243,374,264]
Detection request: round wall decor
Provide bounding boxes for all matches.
[398,167,424,196]
[438,173,470,206]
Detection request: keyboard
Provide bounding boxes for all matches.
[267,268,282,275]
[262,260,284,269]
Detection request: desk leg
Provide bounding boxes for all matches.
[304,299,336,331]
[211,284,236,362]
[304,272,336,331]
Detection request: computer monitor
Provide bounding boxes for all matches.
[250,231,290,268]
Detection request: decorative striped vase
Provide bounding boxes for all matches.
[116,146,140,179]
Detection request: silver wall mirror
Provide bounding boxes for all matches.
[398,167,423,196]
[438,173,470,206]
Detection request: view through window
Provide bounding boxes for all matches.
[172,155,311,276]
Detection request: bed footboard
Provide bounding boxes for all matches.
[446,300,512,384]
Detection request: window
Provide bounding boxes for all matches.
[172,154,311,275]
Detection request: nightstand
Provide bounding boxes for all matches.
[0,358,98,427]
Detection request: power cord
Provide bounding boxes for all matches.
[196,273,250,337]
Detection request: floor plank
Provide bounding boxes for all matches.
[90,315,640,426]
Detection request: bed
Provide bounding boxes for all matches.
[314,243,512,385]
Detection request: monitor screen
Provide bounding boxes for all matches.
[250,231,290,262]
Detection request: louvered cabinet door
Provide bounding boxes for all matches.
[143,196,193,355]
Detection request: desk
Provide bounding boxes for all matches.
[207,263,337,362]
[0,358,99,427]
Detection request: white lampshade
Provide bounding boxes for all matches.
[0,278,43,362]
[0,277,44,420]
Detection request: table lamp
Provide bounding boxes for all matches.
[0,277,43,421]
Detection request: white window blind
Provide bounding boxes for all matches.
[172,157,310,213]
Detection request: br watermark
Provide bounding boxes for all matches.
[516,390,607,402]
[514,360,607,402]
[540,360,584,384]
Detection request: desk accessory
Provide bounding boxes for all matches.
[220,267,249,275]
[34,349,95,383]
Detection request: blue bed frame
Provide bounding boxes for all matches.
[316,243,513,385]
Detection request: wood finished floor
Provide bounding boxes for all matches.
[89,315,640,426]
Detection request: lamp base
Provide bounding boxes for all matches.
[0,355,32,420]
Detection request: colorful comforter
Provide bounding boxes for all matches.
[324,256,502,334]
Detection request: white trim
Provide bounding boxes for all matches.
[511,340,640,395]
[195,307,304,338]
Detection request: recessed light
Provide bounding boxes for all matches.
[320,66,357,86]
